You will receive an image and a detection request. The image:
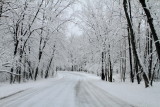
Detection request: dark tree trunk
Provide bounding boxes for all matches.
[109,59,112,82]
[105,72,108,81]
[135,60,141,84]
[108,45,112,82]
[123,0,149,87]
[10,68,13,84]
[101,52,105,80]
[128,27,134,83]
[45,53,54,78]
[72,65,74,71]
[34,67,38,80]
[27,61,33,80]
[18,41,23,83]
[104,52,108,81]
[123,39,127,82]
[139,0,160,61]
[0,0,2,18]
[150,72,155,86]
[148,32,153,80]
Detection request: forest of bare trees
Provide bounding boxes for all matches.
[74,0,160,88]
[0,0,160,88]
[0,0,75,83]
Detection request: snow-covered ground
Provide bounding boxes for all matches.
[93,80,160,107]
[0,74,63,99]
[0,71,159,107]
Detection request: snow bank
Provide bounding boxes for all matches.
[70,71,160,107]
[62,71,160,107]
[1,71,160,107]
[0,74,63,99]
[93,80,160,107]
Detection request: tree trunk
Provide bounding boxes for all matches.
[104,51,108,81]
[45,47,55,78]
[135,60,141,84]
[108,45,112,82]
[101,52,105,80]
[148,32,153,80]
[109,59,112,82]
[128,27,134,83]
[0,0,2,18]
[139,0,160,61]
[10,68,13,84]
[123,0,149,87]
[34,67,38,80]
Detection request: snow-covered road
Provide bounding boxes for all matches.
[0,72,134,107]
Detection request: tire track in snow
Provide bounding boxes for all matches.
[0,90,26,100]
[0,75,65,106]
[0,78,72,107]
[75,80,136,107]
[0,72,135,107]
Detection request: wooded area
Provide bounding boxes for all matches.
[0,0,75,83]
[0,0,160,88]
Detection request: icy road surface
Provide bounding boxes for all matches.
[0,71,134,107]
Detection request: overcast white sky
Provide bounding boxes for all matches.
[66,0,86,37]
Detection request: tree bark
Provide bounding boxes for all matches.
[101,52,105,80]
[0,0,2,18]
[123,0,149,87]
[128,27,134,83]
[139,0,160,61]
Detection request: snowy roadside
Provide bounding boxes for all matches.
[92,80,160,107]
[65,71,160,107]
[69,72,160,107]
[0,71,160,107]
[0,73,64,99]
[68,71,100,80]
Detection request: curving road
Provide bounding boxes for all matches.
[0,72,135,107]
